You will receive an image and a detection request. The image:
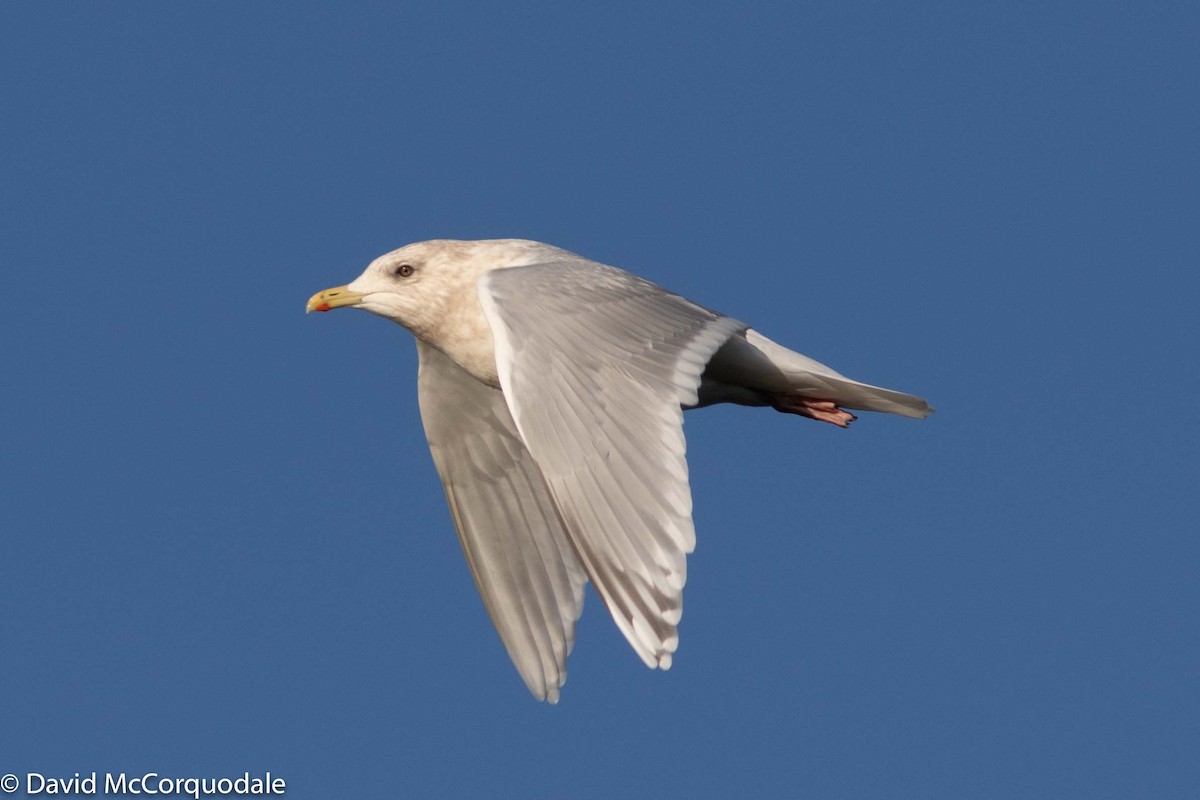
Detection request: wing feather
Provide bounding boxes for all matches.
[417,341,586,702]
[478,259,746,669]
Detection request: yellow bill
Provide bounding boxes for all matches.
[306,285,366,313]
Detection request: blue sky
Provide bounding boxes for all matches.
[2,2,1197,798]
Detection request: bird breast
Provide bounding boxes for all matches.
[423,278,503,389]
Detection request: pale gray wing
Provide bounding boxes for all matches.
[478,260,746,669]
[416,340,587,703]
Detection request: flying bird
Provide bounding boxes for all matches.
[307,239,931,701]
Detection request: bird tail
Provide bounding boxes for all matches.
[729,330,934,419]
[793,372,933,418]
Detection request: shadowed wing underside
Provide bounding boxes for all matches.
[417,341,587,702]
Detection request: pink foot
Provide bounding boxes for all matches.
[772,396,857,428]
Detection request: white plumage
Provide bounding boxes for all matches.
[308,238,932,702]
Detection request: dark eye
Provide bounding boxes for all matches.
[394,263,414,278]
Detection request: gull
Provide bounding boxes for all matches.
[307,239,932,702]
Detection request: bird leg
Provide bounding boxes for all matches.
[771,395,857,427]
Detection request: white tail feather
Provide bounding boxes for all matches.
[701,329,933,419]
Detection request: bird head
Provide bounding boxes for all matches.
[307,239,563,339]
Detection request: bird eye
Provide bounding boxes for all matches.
[394,263,414,278]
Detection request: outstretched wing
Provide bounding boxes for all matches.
[478,259,745,669]
[416,341,587,702]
